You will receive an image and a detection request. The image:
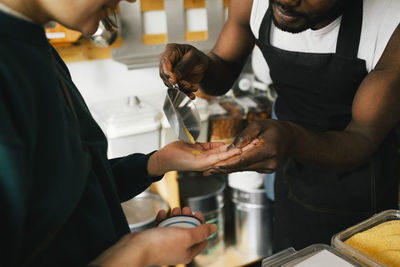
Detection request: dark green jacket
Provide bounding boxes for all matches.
[0,11,160,266]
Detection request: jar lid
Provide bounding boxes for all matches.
[157,215,201,228]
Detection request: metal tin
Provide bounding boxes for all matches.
[178,172,226,265]
[230,185,272,258]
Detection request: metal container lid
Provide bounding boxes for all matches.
[230,186,269,207]
[178,172,226,213]
[121,191,169,232]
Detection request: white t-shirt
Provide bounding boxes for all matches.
[250,0,400,84]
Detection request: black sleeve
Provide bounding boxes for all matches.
[109,151,163,202]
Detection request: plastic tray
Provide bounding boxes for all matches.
[262,244,365,267]
[331,209,400,266]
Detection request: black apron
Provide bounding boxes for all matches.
[255,0,398,251]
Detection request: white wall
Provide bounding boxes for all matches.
[66,59,166,108]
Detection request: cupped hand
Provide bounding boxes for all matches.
[90,207,216,267]
[148,141,242,177]
[156,206,205,224]
[203,119,293,175]
[159,43,210,99]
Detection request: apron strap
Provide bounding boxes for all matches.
[257,6,272,47]
[335,0,363,58]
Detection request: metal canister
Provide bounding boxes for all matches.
[178,172,226,266]
[230,186,273,257]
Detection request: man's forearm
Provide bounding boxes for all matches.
[286,121,377,172]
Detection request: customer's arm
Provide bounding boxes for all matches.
[110,141,241,202]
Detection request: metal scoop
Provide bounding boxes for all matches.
[163,87,201,143]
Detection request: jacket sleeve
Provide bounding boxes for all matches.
[109,152,163,202]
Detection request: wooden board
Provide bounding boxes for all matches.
[184,0,206,9]
[185,31,208,41]
[224,0,229,8]
[141,0,164,11]
[143,33,168,45]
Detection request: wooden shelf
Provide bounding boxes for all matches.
[184,0,206,9]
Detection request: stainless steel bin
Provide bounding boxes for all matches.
[179,172,226,266]
[231,186,273,257]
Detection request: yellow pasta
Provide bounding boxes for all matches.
[184,125,195,144]
[345,220,400,267]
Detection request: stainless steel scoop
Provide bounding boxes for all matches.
[163,87,201,143]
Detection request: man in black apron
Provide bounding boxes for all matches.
[159,0,400,251]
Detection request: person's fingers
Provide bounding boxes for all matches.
[171,207,181,216]
[200,147,242,168]
[204,144,278,174]
[191,84,199,92]
[204,161,276,175]
[203,155,242,174]
[232,123,264,148]
[160,43,189,85]
[159,59,171,86]
[156,209,167,222]
[188,223,217,244]
[193,212,205,224]
[180,80,197,92]
[198,142,226,150]
[181,207,205,224]
[216,142,267,167]
[181,206,192,216]
[241,138,260,152]
[160,57,177,87]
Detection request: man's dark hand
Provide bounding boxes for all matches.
[204,119,293,175]
[159,43,209,99]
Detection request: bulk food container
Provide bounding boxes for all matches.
[90,96,161,159]
[178,172,227,266]
[332,209,400,267]
[262,244,365,267]
[207,96,244,144]
[228,171,272,258]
